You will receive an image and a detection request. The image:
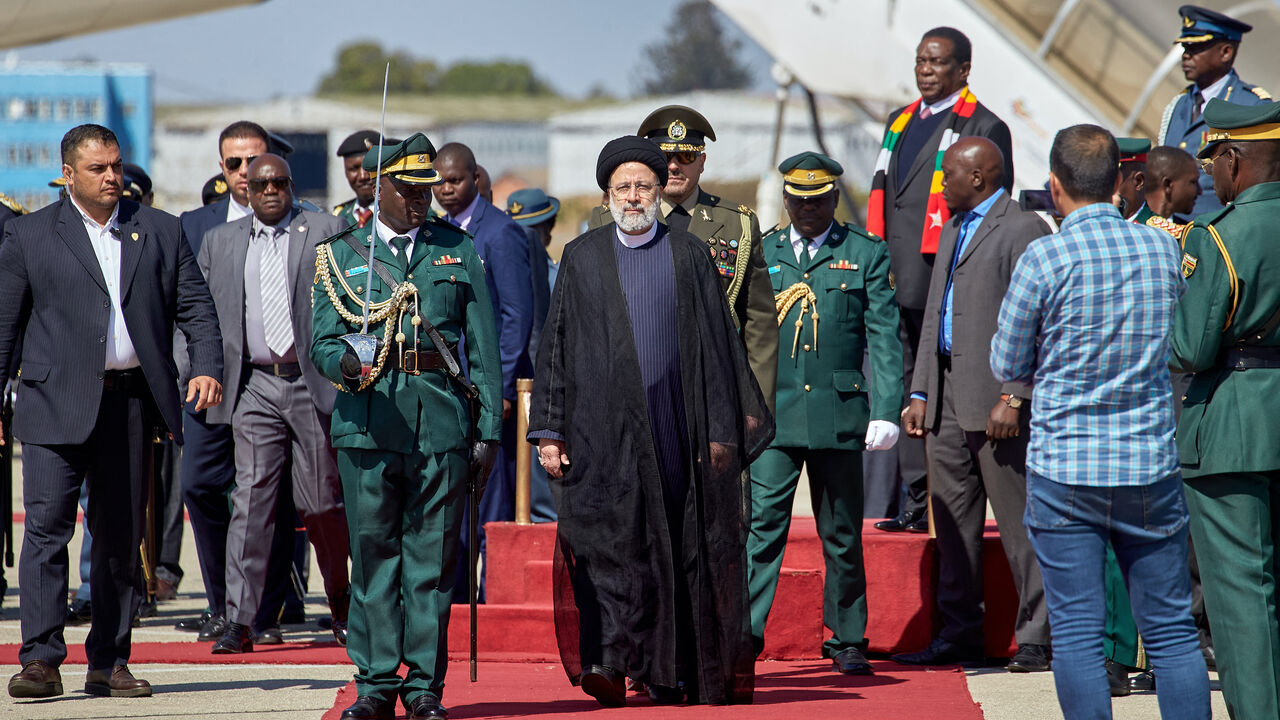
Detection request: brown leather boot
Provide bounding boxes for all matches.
[8,660,62,698]
[84,665,152,698]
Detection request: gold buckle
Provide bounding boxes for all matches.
[401,349,420,375]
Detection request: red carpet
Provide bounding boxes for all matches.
[322,660,985,719]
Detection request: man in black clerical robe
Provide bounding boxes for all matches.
[528,137,773,707]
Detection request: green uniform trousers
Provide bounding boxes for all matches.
[1104,544,1144,669]
[338,447,467,706]
[748,447,867,656]
[1184,470,1280,720]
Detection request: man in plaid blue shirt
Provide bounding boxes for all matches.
[989,124,1208,719]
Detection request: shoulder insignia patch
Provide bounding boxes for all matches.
[0,192,25,215]
[1252,86,1272,100]
[1181,252,1198,278]
[737,204,755,216]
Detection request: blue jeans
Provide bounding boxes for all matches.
[1024,471,1209,720]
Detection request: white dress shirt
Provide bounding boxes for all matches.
[374,217,419,264]
[227,196,253,223]
[616,221,658,249]
[445,194,481,232]
[920,88,963,117]
[70,197,138,370]
[1198,72,1232,102]
[790,222,833,262]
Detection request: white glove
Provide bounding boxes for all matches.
[864,420,900,452]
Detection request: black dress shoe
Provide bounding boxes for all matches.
[176,610,212,632]
[330,587,350,646]
[892,637,985,667]
[197,613,227,641]
[1007,643,1052,672]
[211,622,253,654]
[8,660,62,698]
[341,696,394,720]
[647,683,684,704]
[1105,659,1131,697]
[254,625,284,645]
[581,664,625,708]
[905,516,930,533]
[832,647,874,675]
[1129,669,1155,692]
[408,694,449,719]
[65,598,92,626]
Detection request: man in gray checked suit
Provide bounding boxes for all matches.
[896,137,1051,670]
[196,154,350,654]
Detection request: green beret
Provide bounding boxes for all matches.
[362,132,441,185]
[1197,98,1280,158]
[778,151,843,197]
[637,105,716,153]
[1117,137,1151,163]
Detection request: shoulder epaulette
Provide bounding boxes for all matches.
[1251,86,1272,100]
[331,204,344,215]
[844,221,883,242]
[321,226,356,244]
[0,192,26,215]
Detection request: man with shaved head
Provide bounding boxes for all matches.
[897,136,1052,670]
[195,154,351,654]
[1145,146,1202,221]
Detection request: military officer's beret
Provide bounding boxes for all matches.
[596,136,668,191]
[336,130,403,158]
[506,187,560,226]
[202,173,229,206]
[637,105,716,153]
[363,132,442,185]
[1117,138,1151,164]
[1175,5,1252,45]
[122,163,152,199]
[778,151,843,198]
[1197,99,1280,158]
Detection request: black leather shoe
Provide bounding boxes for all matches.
[341,696,394,720]
[905,516,930,533]
[176,610,212,632]
[892,637,984,667]
[1105,659,1131,697]
[832,647,874,675]
[330,587,350,647]
[647,683,684,704]
[65,598,92,626]
[8,660,62,698]
[1007,643,1052,672]
[581,664,625,708]
[254,625,284,645]
[874,509,922,532]
[408,694,449,719]
[1129,669,1155,692]
[197,613,227,641]
[211,622,253,654]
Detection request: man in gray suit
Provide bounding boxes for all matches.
[195,154,350,654]
[895,138,1051,670]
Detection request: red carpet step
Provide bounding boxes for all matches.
[323,660,985,719]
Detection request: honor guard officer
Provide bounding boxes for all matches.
[1172,99,1280,719]
[747,152,903,673]
[589,105,779,411]
[333,130,402,230]
[311,133,502,720]
[1158,5,1271,217]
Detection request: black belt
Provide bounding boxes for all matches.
[102,368,145,393]
[247,361,302,378]
[389,348,449,373]
[1222,346,1280,370]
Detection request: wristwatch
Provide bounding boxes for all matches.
[1000,393,1025,409]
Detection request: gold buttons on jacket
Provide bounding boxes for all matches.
[804,384,812,392]
[803,344,811,352]
[449,274,457,283]
[840,283,847,290]
[803,272,810,279]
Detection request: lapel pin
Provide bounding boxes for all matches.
[701,209,711,221]
[131,232,139,242]
[298,225,307,233]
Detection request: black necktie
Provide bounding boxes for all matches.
[668,205,691,233]
[1192,92,1204,124]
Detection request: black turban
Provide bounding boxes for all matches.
[595,136,668,191]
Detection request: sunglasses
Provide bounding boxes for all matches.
[248,177,292,192]
[222,155,260,172]
[666,151,701,165]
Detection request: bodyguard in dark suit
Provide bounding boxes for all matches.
[1158,5,1271,218]
[896,138,1049,671]
[197,155,351,654]
[866,26,1014,530]
[432,142,534,599]
[0,124,222,698]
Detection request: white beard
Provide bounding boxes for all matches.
[609,196,659,233]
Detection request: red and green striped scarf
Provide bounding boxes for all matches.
[866,86,978,254]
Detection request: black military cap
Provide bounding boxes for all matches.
[1198,99,1280,158]
[336,130,403,158]
[267,131,294,158]
[778,151,843,197]
[637,105,716,153]
[1116,138,1151,164]
[122,163,152,199]
[202,173,229,206]
[1175,5,1252,44]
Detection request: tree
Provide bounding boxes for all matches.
[317,41,438,94]
[638,0,754,94]
[435,61,556,96]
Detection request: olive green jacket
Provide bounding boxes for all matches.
[310,220,503,454]
[764,222,903,450]
[330,198,361,229]
[589,188,779,412]
[1171,181,1280,477]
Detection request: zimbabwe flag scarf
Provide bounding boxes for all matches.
[866,86,978,254]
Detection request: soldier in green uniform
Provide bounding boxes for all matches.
[1172,99,1280,720]
[311,134,502,720]
[746,152,904,674]
[588,106,779,409]
[331,130,402,230]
